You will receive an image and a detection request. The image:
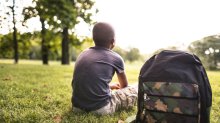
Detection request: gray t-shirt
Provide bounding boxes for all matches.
[72,46,124,111]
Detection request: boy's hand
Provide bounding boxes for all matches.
[109,83,120,90]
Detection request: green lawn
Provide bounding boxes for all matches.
[0,60,219,123]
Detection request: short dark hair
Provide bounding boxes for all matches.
[92,22,115,47]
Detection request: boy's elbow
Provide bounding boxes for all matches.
[124,83,128,87]
[121,82,128,88]
[117,72,128,88]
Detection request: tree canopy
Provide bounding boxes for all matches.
[188,34,220,69]
[22,0,97,65]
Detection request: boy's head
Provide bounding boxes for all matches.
[92,22,115,49]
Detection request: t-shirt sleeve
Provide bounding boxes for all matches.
[114,54,125,74]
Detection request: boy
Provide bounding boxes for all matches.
[72,22,137,115]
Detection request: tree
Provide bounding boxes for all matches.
[188,34,220,69]
[113,46,127,60]
[48,0,96,64]
[23,0,53,64]
[11,0,18,63]
[0,0,19,63]
[23,0,97,65]
[125,48,141,62]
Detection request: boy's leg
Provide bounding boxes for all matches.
[91,102,113,115]
[72,103,113,115]
[110,85,138,112]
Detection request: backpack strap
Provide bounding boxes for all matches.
[193,54,212,123]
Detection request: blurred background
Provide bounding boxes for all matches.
[0,0,220,69]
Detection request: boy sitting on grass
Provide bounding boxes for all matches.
[71,22,137,115]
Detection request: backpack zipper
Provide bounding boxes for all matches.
[144,93,198,100]
[144,93,150,101]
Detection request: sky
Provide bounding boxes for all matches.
[1,0,220,53]
[91,0,220,53]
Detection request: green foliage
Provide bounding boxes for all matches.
[0,60,219,122]
[0,31,63,60]
[17,32,33,59]
[125,48,141,62]
[23,0,51,22]
[188,35,220,70]
[113,46,142,62]
[113,46,127,60]
[70,37,94,61]
[22,0,97,64]
[29,45,41,60]
[0,32,33,59]
[0,33,13,58]
[46,0,96,29]
[46,31,61,60]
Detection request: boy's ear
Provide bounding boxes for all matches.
[110,38,115,49]
[112,39,115,46]
[112,38,115,44]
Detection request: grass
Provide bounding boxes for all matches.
[0,59,219,123]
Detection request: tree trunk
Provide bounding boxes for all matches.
[40,18,49,65]
[12,0,18,64]
[61,27,70,65]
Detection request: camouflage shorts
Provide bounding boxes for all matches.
[111,86,138,111]
[73,86,138,115]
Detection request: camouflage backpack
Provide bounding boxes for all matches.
[135,50,212,123]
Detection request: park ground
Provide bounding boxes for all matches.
[0,60,219,123]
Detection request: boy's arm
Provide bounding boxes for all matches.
[109,72,128,90]
[117,72,128,88]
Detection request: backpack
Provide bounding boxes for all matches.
[135,50,212,123]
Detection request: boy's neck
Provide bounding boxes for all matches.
[95,45,112,50]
